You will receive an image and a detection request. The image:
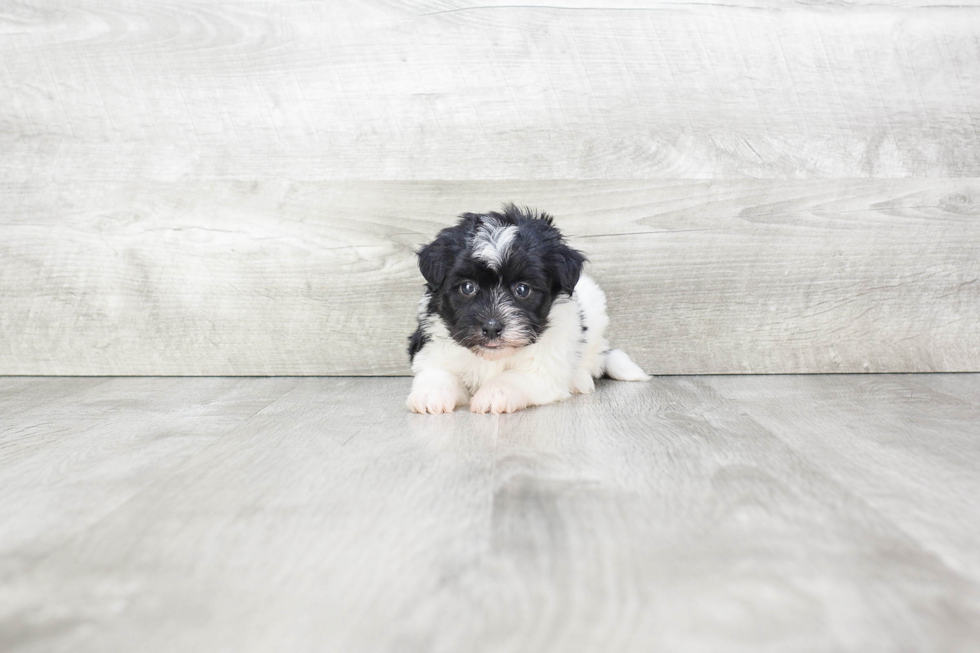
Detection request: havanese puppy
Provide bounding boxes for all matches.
[407,204,649,414]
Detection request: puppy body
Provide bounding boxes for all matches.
[407,206,648,414]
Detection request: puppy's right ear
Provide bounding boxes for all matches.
[416,214,479,289]
[417,237,450,289]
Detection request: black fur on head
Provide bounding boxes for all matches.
[412,204,586,359]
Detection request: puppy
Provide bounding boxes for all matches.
[406,205,648,414]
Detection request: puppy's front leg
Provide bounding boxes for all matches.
[407,368,469,414]
[470,370,569,414]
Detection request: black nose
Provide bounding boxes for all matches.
[482,319,502,339]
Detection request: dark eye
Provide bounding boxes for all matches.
[514,283,531,298]
[460,281,477,296]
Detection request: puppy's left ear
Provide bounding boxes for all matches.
[553,244,587,296]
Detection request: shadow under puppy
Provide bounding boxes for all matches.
[407,205,648,414]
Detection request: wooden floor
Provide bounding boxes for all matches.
[1,375,978,652]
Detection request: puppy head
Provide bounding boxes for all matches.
[417,204,586,359]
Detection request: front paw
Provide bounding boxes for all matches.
[407,387,460,414]
[470,383,527,414]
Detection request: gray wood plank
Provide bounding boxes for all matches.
[0,377,299,566]
[705,374,980,580]
[1,1,978,181]
[1,376,978,652]
[2,179,977,375]
[0,377,111,418]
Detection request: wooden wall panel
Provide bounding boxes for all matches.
[2,1,979,374]
[1,1,978,181]
[2,180,977,375]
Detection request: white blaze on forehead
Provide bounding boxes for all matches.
[472,220,518,270]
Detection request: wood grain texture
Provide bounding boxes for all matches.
[2,179,977,375]
[705,374,980,580]
[0,377,298,566]
[1,1,979,180]
[1,375,979,652]
[3,1,979,374]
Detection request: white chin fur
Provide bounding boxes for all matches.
[474,346,518,361]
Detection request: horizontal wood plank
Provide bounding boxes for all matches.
[1,1,979,180]
[2,179,977,375]
[3,1,979,373]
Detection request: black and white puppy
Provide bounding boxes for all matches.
[407,205,648,414]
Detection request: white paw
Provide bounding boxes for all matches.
[470,383,527,414]
[407,387,460,414]
[570,370,595,395]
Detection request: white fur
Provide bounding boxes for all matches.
[408,274,648,414]
[604,348,651,382]
[471,221,518,271]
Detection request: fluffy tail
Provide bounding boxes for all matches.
[602,349,650,382]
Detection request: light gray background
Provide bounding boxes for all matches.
[4,6,980,650]
[2,1,978,375]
